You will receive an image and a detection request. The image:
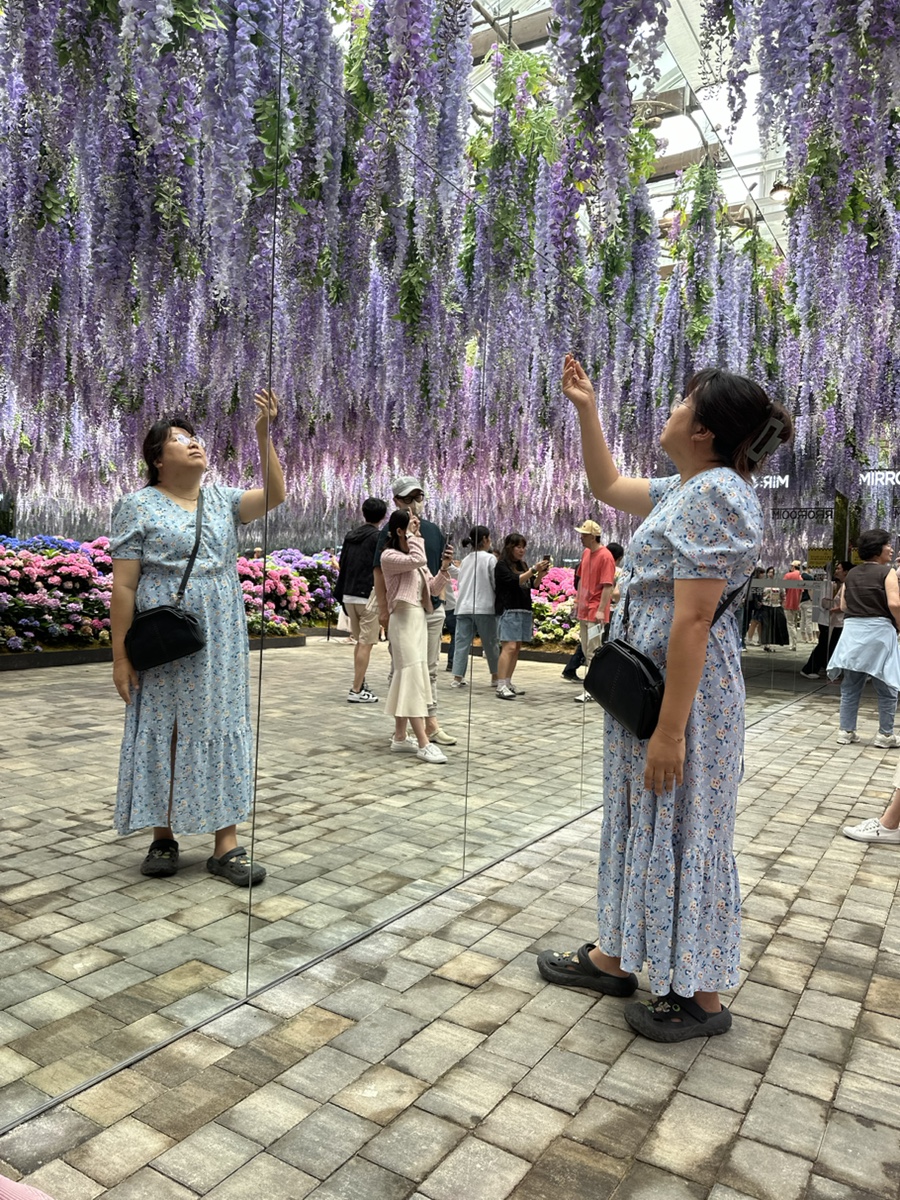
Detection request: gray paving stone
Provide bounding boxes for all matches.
[482,1013,567,1068]
[305,1157,415,1200]
[565,1097,655,1160]
[513,1046,606,1114]
[719,1138,812,1200]
[93,1167,198,1198]
[386,1021,486,1083]
[595,1053,683,1116]
[0,1107,100,1175]
[202,1153,318,1198]
[20,1160,106,1200]
[329,1006,427,1063]
[217,1081,318,1144]
[611,1161,707,1199]
[360,1109,467,1181]
[475,1094,570,1161]
[152,1123,262,1192]
[833,1070,900,1127]
[677,1054,761,1112]
[333,1064,429,1124]
[506,1138,625,1199]
[278,1046,370,1102]
[761,1046,840,1101]
[741,1082,828,1159]
[637,1093,741,1185]
[815,1109,900,1198]
[268,1103,379,1179]
[418,1136,530,1200]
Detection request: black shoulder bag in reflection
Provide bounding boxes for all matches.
[584,576,751,740]
[124,492,206,672]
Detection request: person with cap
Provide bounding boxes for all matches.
[783,560,803,649]
[372,477,456,746]
[572,520,616,703]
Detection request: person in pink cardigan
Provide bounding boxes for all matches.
[381,510,453,763]
[0,1176,57,1200]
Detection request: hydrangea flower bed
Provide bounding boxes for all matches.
[0,538,328,652]
[531,566,579,647]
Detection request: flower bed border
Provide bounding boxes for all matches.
[0,635,307,671]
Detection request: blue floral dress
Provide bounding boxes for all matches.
[110,484,253,836]
[598,469,762,996]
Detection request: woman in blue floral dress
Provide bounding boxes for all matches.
[110,391,286,886]
[538,363,792,1041]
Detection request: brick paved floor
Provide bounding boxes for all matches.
[2,643,900,1197]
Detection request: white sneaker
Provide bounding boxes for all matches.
[842,817,900,844]
[496,685,516,700]
[348,688,379,703]
[417,742,447,764]
[449,679,467,688]
[390,738,418,754]
[574,691,593,703]
[874,734,900,748]
[836,730,859,744]
[511,684,526,695]
[800,671,820,680]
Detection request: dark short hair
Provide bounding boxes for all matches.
[387,508,411,551]
[836,560,853,574]
[499,532,527,567]
[362,497,387,523]
[462,525,490,549]
[607,542,624,561]
[686,369,793,478]
[857,529,892,561]
[142,415,197,486]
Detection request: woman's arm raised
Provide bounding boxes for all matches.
[562,355,653,518]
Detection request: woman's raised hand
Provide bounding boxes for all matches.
[254,388,279,432]
[562,354,595,410]
[408,514,421,537]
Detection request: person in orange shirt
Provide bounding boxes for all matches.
[783,559,803,649]
[573,520,616,703]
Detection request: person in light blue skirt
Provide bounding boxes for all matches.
[827,528,900,747]
[110,391,285,886]
[539,361,792,1042]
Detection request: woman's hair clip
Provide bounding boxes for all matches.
[746,415,786,464]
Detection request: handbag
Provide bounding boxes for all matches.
[584,575,751,740]
[124,492,206,671]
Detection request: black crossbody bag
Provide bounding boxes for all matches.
[584,576,752,740]
[124,491,206,672]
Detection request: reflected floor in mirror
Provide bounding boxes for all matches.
[0,641,597,1125]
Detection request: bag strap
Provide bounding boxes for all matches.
[622,571,752,637]
[174,490,204,605]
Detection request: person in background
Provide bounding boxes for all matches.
[572,520,616,703]
[745,565,765,646]
[494,533,550,700]
[783,560,803,647]
[373,477,456,746]
[760,566,791,651]
[110,391,285,887]
[380,510,453,764]
[601,542,625,642]
[334,496,387,703]
[800,561,851,679]
[799,564,817,643]
[451,525,500,686]
[828,529,900,747]
[252,546,264,559]
[843,762,900,843]
[442,555,459,671]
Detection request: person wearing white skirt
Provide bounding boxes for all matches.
[381,510,453,764]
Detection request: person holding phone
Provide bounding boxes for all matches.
[538,358,791,1042]
[380,510,453,763]
[494,533,550,700]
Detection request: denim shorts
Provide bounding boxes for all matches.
[498,609,534,643]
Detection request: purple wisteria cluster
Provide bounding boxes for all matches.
[4,0,900,560]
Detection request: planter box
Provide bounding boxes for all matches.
[0,635,306,671]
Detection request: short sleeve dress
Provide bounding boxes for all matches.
[598,468,763,996]
[110,484,253,836]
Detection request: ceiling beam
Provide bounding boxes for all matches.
[471,7,553,62]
